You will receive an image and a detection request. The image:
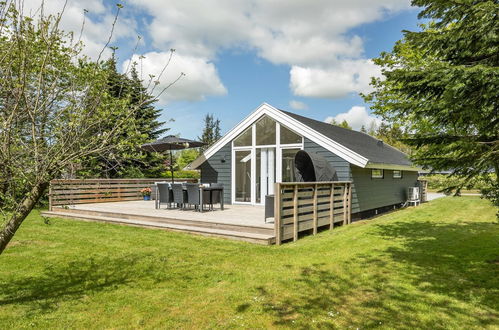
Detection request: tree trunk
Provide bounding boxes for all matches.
[0,181,49,254]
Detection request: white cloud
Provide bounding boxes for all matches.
[123,52,227,103]
[325,106,382,130]
[23,0,412,102]
[290,60,382,99]
[289,100,308,110]
[23,0,137,59]
[130,0,410,65]
[127,0,411,100]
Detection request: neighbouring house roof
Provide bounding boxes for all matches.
[190,103,419,171]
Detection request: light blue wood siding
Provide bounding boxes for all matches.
[351,166,419,212]
[199,142,232,204]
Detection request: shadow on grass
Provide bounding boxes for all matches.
[0,253,172,313]
[248,220,499,328]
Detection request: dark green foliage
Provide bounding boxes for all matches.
[364,0,498,210]
[162,170,200,179]
[199,113,221,151]
[79,57,168,178]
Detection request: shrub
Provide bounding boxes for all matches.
[422,174,495,192]
[162,170,200,179]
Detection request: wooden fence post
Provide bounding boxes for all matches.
[48,181,53,211]
[293,185,298,242]
[342,185,347,226]
[329,183,334,230]
[313,184,318,235]
[347,183,352,224]
[274,183,282,245]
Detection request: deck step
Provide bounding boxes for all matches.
[47,207,274,235]
[41,211,275,245]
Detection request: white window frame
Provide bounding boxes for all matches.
[231,119,304,205]
[393,170,403,179]
[371,169,384,179]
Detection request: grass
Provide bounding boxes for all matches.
[1,197,498,329]
[427,189,481,194]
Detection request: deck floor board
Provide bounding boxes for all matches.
[42,201,275,244]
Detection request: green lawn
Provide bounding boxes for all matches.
[1,197,498,329]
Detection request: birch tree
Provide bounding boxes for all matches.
[0,1,179,253]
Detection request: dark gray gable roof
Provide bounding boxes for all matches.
[280,110,412,167]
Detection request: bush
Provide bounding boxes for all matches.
[162,170,200,179]
[422,174,494,192]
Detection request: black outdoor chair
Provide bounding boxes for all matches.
[185,183,204,211]
[171,183,187,209]
[156,183,173,209]
[208,183,223,210]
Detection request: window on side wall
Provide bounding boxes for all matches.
[371,169,384,179]
[393,170,403,179]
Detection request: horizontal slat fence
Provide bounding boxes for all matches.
[274,181,352,245]
[49,178,198,210]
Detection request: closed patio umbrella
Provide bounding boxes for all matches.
[141,135,205,183]
[294,150,338,182]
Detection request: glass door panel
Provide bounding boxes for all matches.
[282,148,301,182]
[235,150,252,202]
[256,148,275,203]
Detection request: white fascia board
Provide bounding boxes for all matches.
[190,103,272,169]
[365,162,423,172]
[190,102,369,169]
[267,106,368,167]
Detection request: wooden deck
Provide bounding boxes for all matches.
[44,179,353,245]
[42,201,276,245]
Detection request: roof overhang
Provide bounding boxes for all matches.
[364,162,423,172]
[190,103,371,169]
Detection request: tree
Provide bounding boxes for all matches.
[329,118,352,130]
[78,58,168,178]
[0,2,179,254]
[176,149,200,170]
[367,120,378,136]
[199,114,221,151]
[374,123,412,155]
[364,0,498,204]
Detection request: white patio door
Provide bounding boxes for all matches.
[256,148,275,204]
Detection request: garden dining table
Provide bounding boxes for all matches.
[199,185,224,212]
[154,183,224,212]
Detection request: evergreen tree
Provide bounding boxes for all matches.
[364,0,498,204]
[199,113,221,151]
[79,57,168,178]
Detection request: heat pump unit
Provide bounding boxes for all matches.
[408,187,420,202]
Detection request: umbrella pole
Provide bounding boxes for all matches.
[170,146,174,183]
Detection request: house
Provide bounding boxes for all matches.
[190,103,421,219]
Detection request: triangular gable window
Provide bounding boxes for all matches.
[280,125,302,144]
[234,126,252,146]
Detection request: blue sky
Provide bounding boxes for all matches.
[30,0,422,139]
